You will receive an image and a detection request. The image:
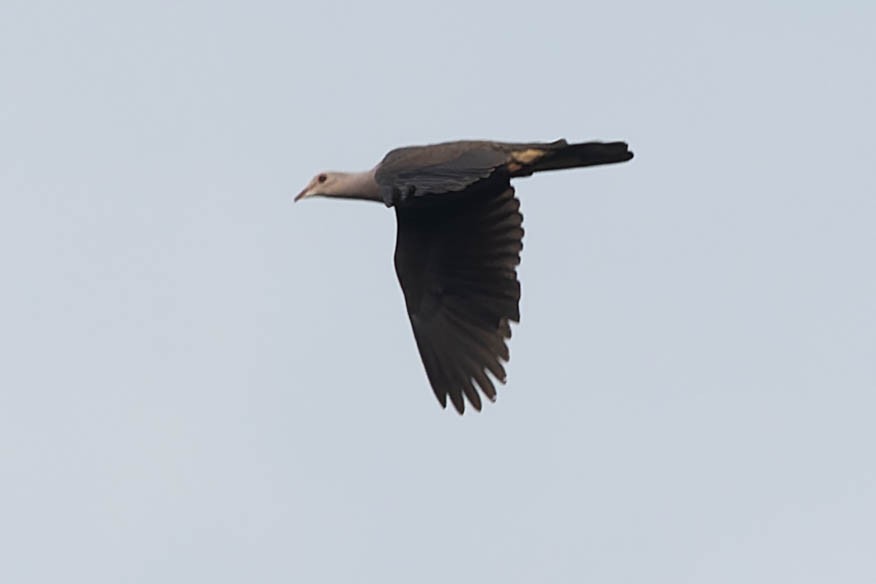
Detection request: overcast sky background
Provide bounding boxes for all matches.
[2,1,875,582]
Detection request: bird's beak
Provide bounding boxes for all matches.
[294,188,310,202]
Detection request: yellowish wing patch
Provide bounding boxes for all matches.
[507,148,547,174]
[512,149,546,164]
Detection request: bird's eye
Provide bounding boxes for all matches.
[317,174,327,183]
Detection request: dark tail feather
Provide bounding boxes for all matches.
[531,141,633,173]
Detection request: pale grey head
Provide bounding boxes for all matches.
[295,170,380,203]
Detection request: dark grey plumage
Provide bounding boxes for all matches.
[297,138,633,414]
[394,183,522,413]
[376,139,632,205]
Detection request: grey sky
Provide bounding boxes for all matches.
[2,1,874,582]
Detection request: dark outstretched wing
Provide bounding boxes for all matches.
[394,182,523,413]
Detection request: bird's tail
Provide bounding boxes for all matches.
[525,140,634,174]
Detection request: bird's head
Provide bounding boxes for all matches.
[295,171,340,202]
[294,169,381,203]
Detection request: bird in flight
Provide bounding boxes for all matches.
[296,139,633,414]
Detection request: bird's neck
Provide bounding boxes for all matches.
[333,170,381,202]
